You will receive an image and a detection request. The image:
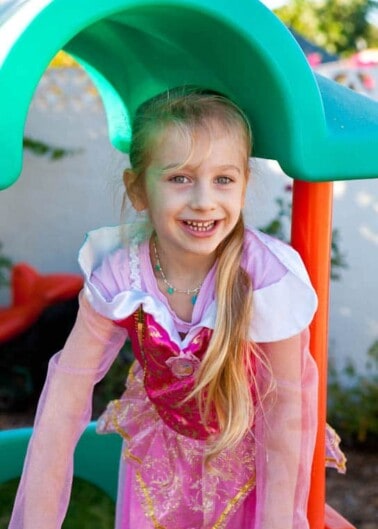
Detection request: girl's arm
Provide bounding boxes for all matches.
[8,294,127,529]
[256,329,318,529]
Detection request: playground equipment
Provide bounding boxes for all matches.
[0,263,82,410]
[0,263,83,343]
[0,422,122,502]
[1,1,377,527]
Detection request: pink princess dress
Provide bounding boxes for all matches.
[8,222,345,529]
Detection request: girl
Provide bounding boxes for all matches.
[10,87,327,529]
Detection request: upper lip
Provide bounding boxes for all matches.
[182,219,219,223]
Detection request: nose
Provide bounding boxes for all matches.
[190,180,216,211]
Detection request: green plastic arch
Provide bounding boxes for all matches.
[1,0,378,189]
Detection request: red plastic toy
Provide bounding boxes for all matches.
[0,263,83,343]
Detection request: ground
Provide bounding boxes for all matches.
[326,450,377,529]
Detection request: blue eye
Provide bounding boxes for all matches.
[216,176,232,184]
[170,175,189,183]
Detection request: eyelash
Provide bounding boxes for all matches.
[216,176,233,185]
[169,175,234,184]
[169,175,190,183]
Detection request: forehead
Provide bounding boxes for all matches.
[150,120,247,169]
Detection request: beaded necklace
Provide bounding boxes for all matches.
[153,237,202,305]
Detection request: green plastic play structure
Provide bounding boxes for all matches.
[1,1,377,528]
[1,0,378,190]
[0,422,121,502]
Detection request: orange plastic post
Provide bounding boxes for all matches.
[291,180,334,529]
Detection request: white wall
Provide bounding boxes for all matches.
[0,66,377,375]
[0,68,125,303]
[330,180,377,373]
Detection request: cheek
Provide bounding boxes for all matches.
[228,186,246,209]
[146,191,175,223]
[150,187,180,211]
[149,196,165,215]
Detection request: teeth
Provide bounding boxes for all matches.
[185,220,215,231]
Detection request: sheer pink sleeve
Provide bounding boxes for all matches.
[8,293,127,529]
[255,329,318,529]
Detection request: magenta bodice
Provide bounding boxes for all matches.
[97,308,257,528]
[115,309,218,440]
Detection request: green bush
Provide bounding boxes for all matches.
[327,340,378,448]
[0,478,114,529]
[93,343,134,418]
[259,189,348,280]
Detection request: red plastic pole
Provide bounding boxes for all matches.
[291,180,334,529]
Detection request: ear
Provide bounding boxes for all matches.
[123,169,147,211]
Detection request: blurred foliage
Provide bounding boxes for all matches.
[259,194,292,242]
[259,187,348,281]
[0,242,12,290]
[23,137,81,160]
[330,228,349,281]
[63,478,114,529]
[275,0,378,56]
[93,342,134,418]
[328,340,378,448]
[0,478,114,529]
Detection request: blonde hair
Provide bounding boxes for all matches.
[127,87,270,457]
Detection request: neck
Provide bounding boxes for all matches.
[151,236,216,289]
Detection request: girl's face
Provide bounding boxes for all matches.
[131,120,248,262]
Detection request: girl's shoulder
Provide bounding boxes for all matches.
[78,225,129,297]
[242,226,311,289]
[77,223,151,308]
[242,228,288,290]
[243,226,318,342]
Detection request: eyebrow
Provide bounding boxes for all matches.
[160,163,241,173]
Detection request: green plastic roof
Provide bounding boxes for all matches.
[1,0,378,189]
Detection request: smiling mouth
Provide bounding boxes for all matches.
[183,220,216,232]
